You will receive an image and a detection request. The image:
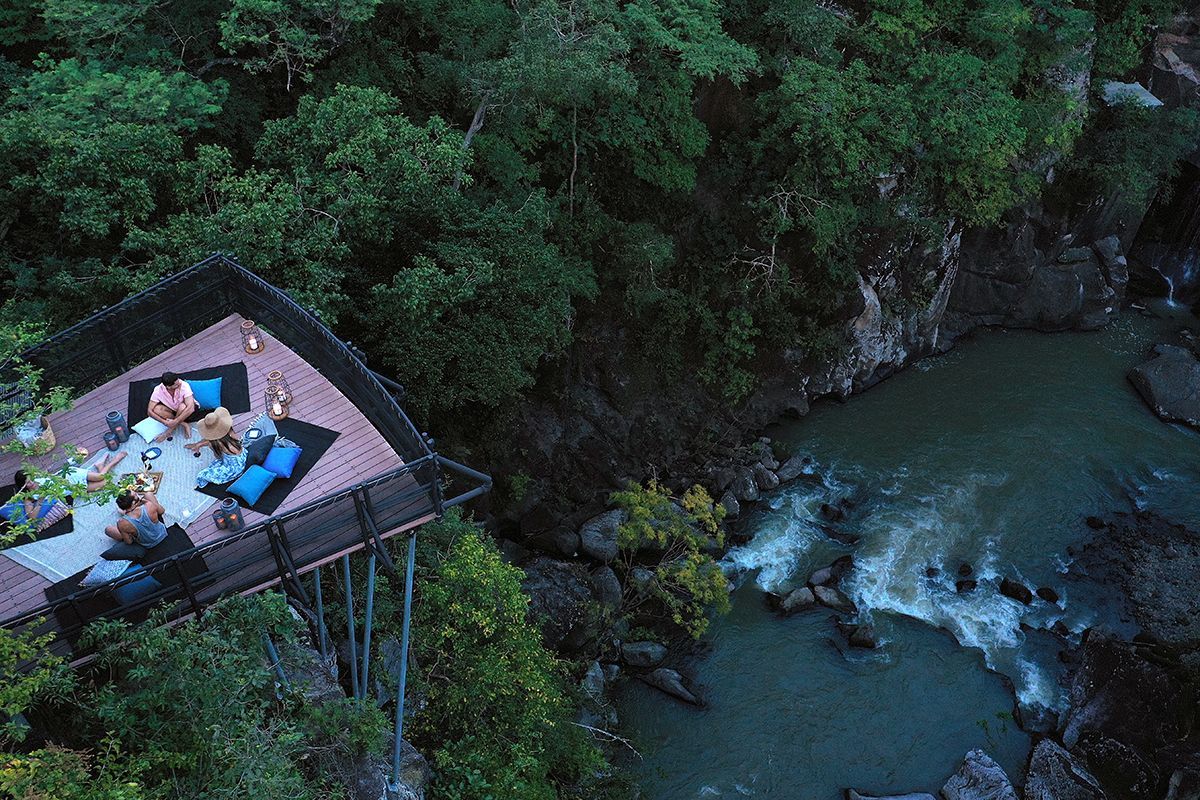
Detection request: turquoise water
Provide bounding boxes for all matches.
[616,304,1200,799]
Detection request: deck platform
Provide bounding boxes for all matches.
[0,314,412,624]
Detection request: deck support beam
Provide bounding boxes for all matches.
[313,565,328,660]
[343,554,360,700]
[389,530,418,792]
[359,553,376,700]
[262,632,290,695]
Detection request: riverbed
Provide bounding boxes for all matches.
[615,304,1200,799]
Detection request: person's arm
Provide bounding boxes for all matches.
[142,492,165,521]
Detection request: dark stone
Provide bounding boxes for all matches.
[777,454,818,483]
[1085,515,1106,530]
[999,577,1034,605]
[521,556,603,654]
[809,566,834,586]
[845,791,936,800]
[1024,739,1106,800]
[719,490,741,519]
[640,668,700,705]
[590,565,622,612]
[731,467,761,503]
[1036,586,1061,605]
[836,621,878,649]
[820,502,845,522]
[779,586,816,613]
[941,749,1018,800]
[958,563,974,577]
[1015,702,1060,736]
[1128,344,1200,429]
[925,566,941,578]
[578,508,625,563]
[753,462,781,491]
[956,579,978,593]
[621,640,667,668]
[813,585,857,614]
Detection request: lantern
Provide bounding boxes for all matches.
[104,432,119,451]
[241,320,265,354]
[106,410,130,443]
[213,498,245,532]
[265,387,289,420]
[265,370,292,405]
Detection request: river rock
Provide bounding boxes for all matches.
[836,621,878,649]
[958,563,974,577]
[521,556,603,653]
[719,490,741,519]
[777,454,818,483]
[590,565,622,612]
[731,467,761,502]
[846,792,936,800]
[579,509,625,563]
[628,566,656,595]
[813,584,857,614]
[759,452,780,471]
[1024,739,1106,800]
[621,640,667,668]
[809,566,835,586]
[753,462,781,491]
[956,579,978,593]
[941,749,1018,800]
[1036,586,1060,605]
[640,668,700,705]
[1015,701,1059,736]
[999,577,1033,605]
[1128,344,1200,428]
[780,586,816,613]
[820,502,846,522]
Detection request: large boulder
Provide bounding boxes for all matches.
[521,556,604,654]
[1128,344,1200,429]
[777,454,819,483]
[847,793,936,800]
[1024,740,1106,800]
[780,586,816,613]
[999,577,1034,605]
[730,467,761,503]
[578,509,625,563]
[813,584,858,614]
[621,640,667,668]
[941,750,1018,800]
[753,462,781,491]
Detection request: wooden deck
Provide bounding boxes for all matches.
[0,314,407,622]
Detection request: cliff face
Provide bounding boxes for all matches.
[488,13,1200,531]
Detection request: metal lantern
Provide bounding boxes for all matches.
[212,498,246,532]
[105,410,130,442]
[265,387,289,421]
[241,320,265,354]
[266,370,292,405]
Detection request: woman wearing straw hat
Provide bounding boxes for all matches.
[187,407,247,487]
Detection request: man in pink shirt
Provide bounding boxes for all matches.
[148,371,196,442]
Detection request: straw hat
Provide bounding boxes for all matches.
[197,407,234,441]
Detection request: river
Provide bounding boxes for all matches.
[615,302,1200,799]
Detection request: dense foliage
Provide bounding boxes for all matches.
[1,0,1189,427]
[1,594,391,799]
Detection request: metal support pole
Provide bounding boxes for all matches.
[313,565,328,660]
[262,632,291,693]
[343,554,360,700]
[389,532,418,791]
[360,553,376,700]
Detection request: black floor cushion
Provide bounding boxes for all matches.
[127,361,251,424]
[195,418,340,515]
[44,524,208,644]
[0,485,74,547]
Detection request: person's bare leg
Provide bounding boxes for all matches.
[104,524,127,542]
[92,452,126,475]
[150,403,177,442]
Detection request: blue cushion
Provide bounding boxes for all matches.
[227,465,276,506]
[261,445,303,478]
[190,377,223,410]
[113,565,163,606]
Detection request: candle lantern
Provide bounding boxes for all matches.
[222,498,245,531]
[265,370,293,405]
[104,432,119,451]
[241,320,265,354]
[265,387,289,420]
[105,410,130,443]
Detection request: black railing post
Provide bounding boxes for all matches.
[274,521,311,607]
[175,561,203,620]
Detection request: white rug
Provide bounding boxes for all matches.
[1,429,220,582]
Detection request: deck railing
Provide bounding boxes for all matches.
[2,256,490,658]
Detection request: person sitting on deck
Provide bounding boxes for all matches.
[1,471,60,526]
[148,371,196,442]
[186,407,247,487]
[105,490,168,547]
